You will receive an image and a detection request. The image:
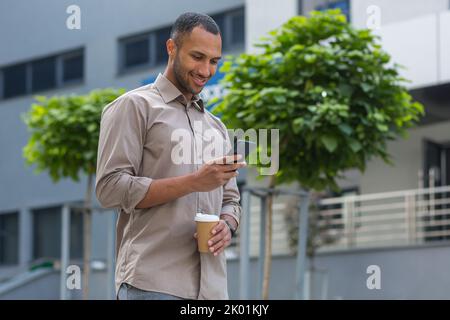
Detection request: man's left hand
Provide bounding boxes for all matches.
[207,220,232,256]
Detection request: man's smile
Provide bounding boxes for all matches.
[191,73,208,87]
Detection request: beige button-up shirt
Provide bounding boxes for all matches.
[95,73,241,300]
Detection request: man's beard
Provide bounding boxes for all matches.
[173,54,198,95]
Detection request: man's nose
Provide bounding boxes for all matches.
[197,62,211,79]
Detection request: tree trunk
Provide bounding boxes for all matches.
[83,174,93,300]
[262,175,277,299]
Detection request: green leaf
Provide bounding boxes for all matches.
[348,139,362,152]
[338,123,353,135]
[376,123,388,132]
[321,135,338,152]
[338,83,354,97]
[304,54,317,63]
[361,83,373,92]
[274,95,287,104]
[87,123,97,133]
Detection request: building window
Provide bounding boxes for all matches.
[211,7,245,51]
[422,140,450,242]
[124,36,151,68]
[230,9,245,45]
[155,27,171,65]
[119,34,151,72]
[0,48,84,100]
[3,63,27,99]
[32,206,83,261]
[62,51,84,83]
[0,212,19,266]
[31,57,57,93]
[211,13,226,41]
[298,0,303,15]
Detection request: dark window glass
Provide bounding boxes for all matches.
[124,37,150,68]
[156,27,171,64]
[0,212,19,265]
[3,64,27,98]
[33,206,83,260]
[422,141,450,242]
[231,11,245,45]
[211,14,226,47]
[63,53,83,82]
[212,13,225,35]
[31,56,56,92]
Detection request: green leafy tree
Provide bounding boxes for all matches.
[214,10,424,299]
[22,88,125,299]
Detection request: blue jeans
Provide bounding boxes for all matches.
[117,283,185,300]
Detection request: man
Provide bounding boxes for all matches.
[95,12,246,300]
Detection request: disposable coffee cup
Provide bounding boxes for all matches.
[195,213,219,253]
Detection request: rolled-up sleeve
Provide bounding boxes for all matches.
[221,176,242,227]
[95,94,152,214]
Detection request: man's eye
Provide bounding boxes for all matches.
[192,55,202,60]
[211,60,218,65]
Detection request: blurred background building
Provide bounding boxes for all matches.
[0,0,449,299]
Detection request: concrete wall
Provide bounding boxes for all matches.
[349,1,450,89]
[245,0,298,53]
[350,0,448,29]
[0,268,111,299]
[314,242,450,299]
[373,11,450,89]
[0,271,61,300]
[227,242,450,299]
[359,120,450,194]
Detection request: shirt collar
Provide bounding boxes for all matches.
[154,73,204,112]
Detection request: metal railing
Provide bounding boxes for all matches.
[226,184,450,258]
[59,204,117,300]
[234,187,310,299]
[226,202,294,258]
[317,185,450,251]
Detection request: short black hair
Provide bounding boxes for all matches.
[170,12,221,47]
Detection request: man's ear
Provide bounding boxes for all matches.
[167,39,176,58]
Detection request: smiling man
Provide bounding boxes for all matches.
[95,12,246,300]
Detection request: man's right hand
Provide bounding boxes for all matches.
[191,155,246,192]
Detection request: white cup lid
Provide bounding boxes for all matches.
[194,213,219,222]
